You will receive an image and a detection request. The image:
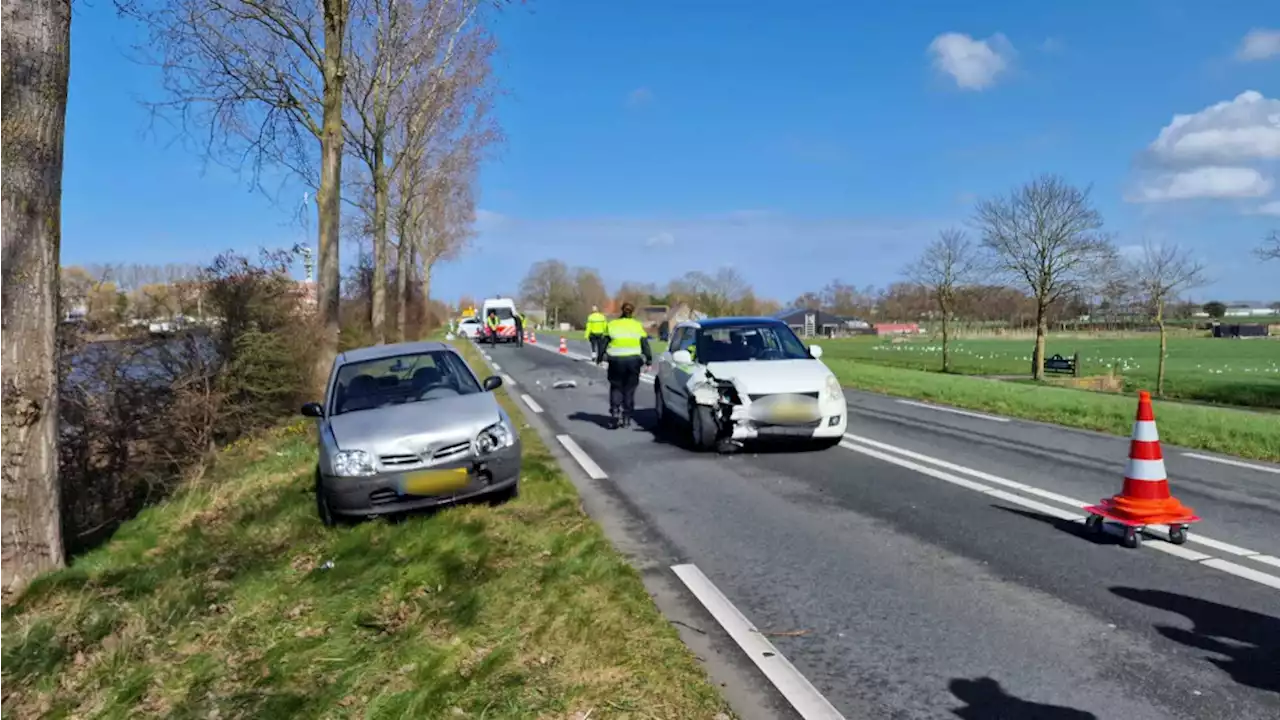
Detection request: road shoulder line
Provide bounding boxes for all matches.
[1181,452,1280,475]
[671,563,846,720]
[556,434,608,480]
[895,399,1010,422]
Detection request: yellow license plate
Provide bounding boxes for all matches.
[401,468,470,496]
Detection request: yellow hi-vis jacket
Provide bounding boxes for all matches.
[604,317,650,361]
[585,312,608,337]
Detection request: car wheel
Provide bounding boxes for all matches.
[689,402,718,451]
[315,470,337,528]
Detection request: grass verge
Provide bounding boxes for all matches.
[2,353,732,718]
[827,360,1280,463]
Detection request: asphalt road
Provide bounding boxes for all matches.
[477,334,1280,720]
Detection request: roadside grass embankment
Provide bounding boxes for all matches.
[2,348,732,718]
[821,335,1280,411]
[827,359,1280,463]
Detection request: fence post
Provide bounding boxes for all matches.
[1072,351,1081,378]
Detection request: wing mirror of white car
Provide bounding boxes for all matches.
[483,375,503,392]
[808,344,824,359]
[671,350,693,364]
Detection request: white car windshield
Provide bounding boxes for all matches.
[695,324,811,362]
[330,351,481,415]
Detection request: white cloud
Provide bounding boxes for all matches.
[1255,200,1280,216]
[626,87,654,108]
[1236,28,1280,61]
[1133,167,1274,202]
[1131,91,1280,204]
[927,32,1014,91]
[645,231,675,247]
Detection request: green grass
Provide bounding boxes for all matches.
[817,335,1280,410]
[2,351,732,719]
[826,360,1280,462]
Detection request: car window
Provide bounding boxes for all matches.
[330,350,481,415]
[484,306,514,320]
[669,327,690,353]
[694,324,810,362]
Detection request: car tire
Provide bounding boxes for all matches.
[689,402,719,452]
[315,470,337,528]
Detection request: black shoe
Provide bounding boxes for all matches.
[620,415,632,429]
[608,411,621,429]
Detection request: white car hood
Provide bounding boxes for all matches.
[705,359,834,396]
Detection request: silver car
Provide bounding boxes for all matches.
[301,340,521,526]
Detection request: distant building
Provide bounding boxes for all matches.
[774,307,872,338]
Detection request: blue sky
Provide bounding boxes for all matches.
[64,0,1280,303]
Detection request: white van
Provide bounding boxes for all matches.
[479,297,520,344]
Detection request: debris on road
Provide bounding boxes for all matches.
[760,629,811,638]
[553,379,577,389]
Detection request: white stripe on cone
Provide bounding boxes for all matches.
[1131,420,1160,442]
[1125,457,1168,481]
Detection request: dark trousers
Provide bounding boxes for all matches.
[514,317,524,346]
[606,355,644,417]
[589,334,603,361]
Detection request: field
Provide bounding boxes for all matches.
[1,342,730,719]
[817,334,1280,411]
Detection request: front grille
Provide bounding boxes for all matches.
[433,441,471,460]
[379,453,420,467]
[748,392,819,401]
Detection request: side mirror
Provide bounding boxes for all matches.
[301,402,324,418]
[808,345,824,359]
[483,375,503,392]
[672,350,693,364]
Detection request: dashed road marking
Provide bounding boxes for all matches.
[502,374,516,386]
[520,394,544,414]
[1181,452,1280,475]
[556,435,607,480]
[896,399,1010,422]
[672,564,846,720]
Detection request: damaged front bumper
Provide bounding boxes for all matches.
[688,377,847,442]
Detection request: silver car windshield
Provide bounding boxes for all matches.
[329,351,481,416]
[695,325,810,362]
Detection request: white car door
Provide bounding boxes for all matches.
[661,327,699,421]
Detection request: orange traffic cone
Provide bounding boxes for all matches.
[1084,391,1199,548]
[558,337,568,354]
[529,332,537,344]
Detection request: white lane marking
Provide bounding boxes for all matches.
[556,434,607,480]
[895,399,1011,423]
[1181,452,1280,475]
[1251,555,1280,569]
[491,362,502,371]
[838,437,1280,591]
[520,394,544,414]
[1201,559,1280,591]
[502,374,516,386]
[671,564,846,720]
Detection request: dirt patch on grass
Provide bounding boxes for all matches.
[2,363,732,718]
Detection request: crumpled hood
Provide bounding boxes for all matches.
[705,359,835,396]
[328,393,503,452]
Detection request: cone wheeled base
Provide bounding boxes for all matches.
[1083,506,1200,549]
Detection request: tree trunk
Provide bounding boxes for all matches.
[370,152,388,344]
[394,238,409,342]
[1156,300,1167,397]
[314,0,348,392]
[419,259,433,334]
[1,0,71,597]
[940,305,951,373]
[1033,300,1048,381]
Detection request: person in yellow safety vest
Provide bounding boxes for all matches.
[599,302,653,429]
[513,309,525,347]
[585,305,609,365]
[485,309,501,345]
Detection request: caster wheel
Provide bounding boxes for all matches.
[1168,526,1188,545]
[1121,527,1142,549]
[1085,514,1104,533]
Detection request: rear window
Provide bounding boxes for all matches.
[330,350,481,415]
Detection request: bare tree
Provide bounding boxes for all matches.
[345,0,484,343]
[2,0,70,596]
[128,0,354,390]
[519,259,574,326]
[1258,230,1279,262]
[974,175,1115,380]
[905,229,980,372]
[1134,241,1207,396]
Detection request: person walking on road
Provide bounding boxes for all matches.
[599,302,652,429]
[585,305,608,365]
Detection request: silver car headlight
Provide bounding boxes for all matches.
[824,374,843,403]
[333,449,377,477]
[475,420,515,455]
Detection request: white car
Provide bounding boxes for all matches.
[653,317,847,452]
[456,317,482,338]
